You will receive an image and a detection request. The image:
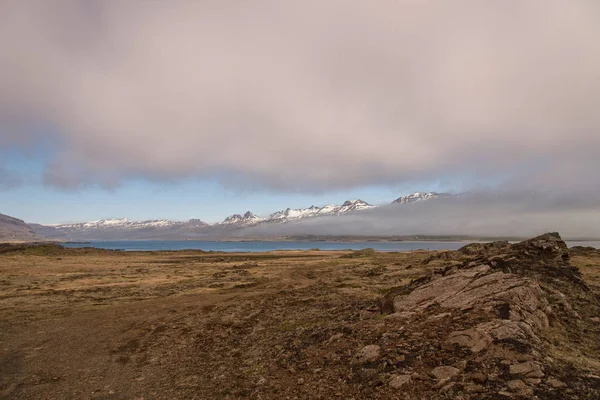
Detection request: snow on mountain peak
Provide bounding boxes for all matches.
[220,211,263,226]
[50,192,457,235]
[392,192,451,204]
[58,218,185,230]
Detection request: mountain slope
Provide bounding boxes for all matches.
[0,213,37,241]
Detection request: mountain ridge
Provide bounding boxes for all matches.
[50,193,447,230]
[2,191,453,240]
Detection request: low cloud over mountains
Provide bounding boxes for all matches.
[1,1,600,193]
[241,191,600,240]
[3,191,599,241]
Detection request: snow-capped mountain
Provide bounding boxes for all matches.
[392,192,451,204]
[50,218,211,240]
[335,199,375,213]
[220,211,263,226]
[38,192,451,239]
[57,218,183,230]
[266,199,374,223]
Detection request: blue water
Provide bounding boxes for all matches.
[62,240,471,252]
[62,240,600,252]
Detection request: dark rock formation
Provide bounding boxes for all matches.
[380,232,600,398]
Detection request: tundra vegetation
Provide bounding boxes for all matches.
[0,234,599,399]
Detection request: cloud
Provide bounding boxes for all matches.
[239,191,600,239]
[0,165,23,189]
[1,1,599,191]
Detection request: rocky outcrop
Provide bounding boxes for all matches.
[380,232,600,399]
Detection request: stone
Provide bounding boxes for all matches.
[427,312,451,321]
[448,328,493,353]
[525,378,542,385]
[547,377,567,388]
[388,374,411,389]
[327,333,344,343]
[464,383,485,394]
[453,360,467,370]
[430,366,461,381]
[297,378,304,385]
[506,379,534,396]
[507,380,526,391]
[527,369,545,378]
[433,378,451,389]
[509,361,543,376]
[470,372,488,384]
[439,382,455,393]
[352,345,381,365]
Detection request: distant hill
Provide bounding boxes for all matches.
[0,213,38,241]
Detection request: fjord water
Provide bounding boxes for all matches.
[62,240,470,252]
[61,240,600,252]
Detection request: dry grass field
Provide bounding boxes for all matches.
[0,241,598,399]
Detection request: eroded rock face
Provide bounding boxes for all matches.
[379,232,600,399]
[392,263,551,354]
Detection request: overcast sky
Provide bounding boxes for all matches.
[1,1,599,226]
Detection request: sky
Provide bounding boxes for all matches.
[1,1,600,226]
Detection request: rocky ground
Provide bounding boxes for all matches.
[0,234,599,399]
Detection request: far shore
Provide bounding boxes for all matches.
[4,235,600,246]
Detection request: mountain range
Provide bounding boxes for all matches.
[0,192,450,241]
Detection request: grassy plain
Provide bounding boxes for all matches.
[0,244,598,399]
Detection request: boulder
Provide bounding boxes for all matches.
[352,345,381,365]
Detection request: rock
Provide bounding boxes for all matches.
[453,360,467,370]
[448,328,493,353]
[427,312,451,321]
[507,379,526,391]
[526,369,545,378]
[376,233,599,399]
[525,378,542,385]
[458,240,510,256]
[327,333,344,343]
[464,383,485,393]
[439,382,455,393]
[547,377,567,388]
[506,379,534,396]
[388,374,411,389]
[430,366,461,381]
[470,372,488,384]
[433,378,451,389]
[297,378,304,385]
[509,361,544,378]
[352,345,381,365]
[394,355,406,363]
